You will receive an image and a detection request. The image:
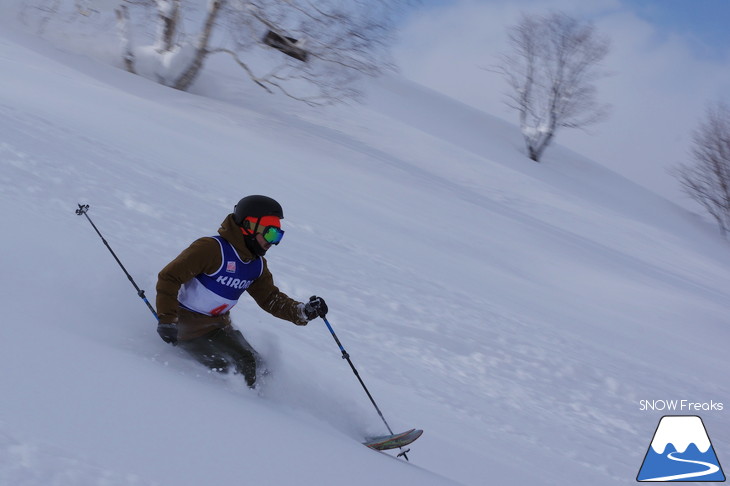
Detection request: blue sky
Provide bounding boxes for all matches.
[394,0,730,210]
[416,0,730,60]
[628,0,730,60]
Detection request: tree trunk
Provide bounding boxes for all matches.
[115,5,136,74]
[157,0,180,53]
[173,0,223,91]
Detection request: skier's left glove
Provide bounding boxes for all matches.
[157,322,178,345]
[304,295,328,320]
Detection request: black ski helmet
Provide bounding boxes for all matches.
[233,195,284,227]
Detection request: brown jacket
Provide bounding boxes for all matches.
[156,213,308,340]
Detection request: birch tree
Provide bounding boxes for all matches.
[495,11,610,162]
[673,102,730,238]
[22,0,406,104]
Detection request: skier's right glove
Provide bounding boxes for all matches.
[157,322,178,345]
[304,295,328,320]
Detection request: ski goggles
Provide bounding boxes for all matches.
[261,225,284,245]
[243,216,284,245]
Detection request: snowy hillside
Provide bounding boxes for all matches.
[1,22,729,486]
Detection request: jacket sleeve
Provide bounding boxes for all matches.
[247,259,308,325]
[156,238,221,324]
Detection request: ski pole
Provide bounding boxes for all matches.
[321,316,409,460]
[75,203,158,321]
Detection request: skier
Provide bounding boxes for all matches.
[155,195,327,388]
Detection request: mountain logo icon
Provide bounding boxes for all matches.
[637,415,725,482]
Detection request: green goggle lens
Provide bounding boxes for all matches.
[262,225,284,245]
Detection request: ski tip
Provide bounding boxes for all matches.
[364,428,424,451]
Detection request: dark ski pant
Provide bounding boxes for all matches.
[177,327,263,388]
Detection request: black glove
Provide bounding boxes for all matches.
[157,322,178,344]
[304,295,328,320]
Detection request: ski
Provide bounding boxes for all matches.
[363,428,423,451]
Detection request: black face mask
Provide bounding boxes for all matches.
[244,233,267,257]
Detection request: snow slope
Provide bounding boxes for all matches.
[1,22,729,486]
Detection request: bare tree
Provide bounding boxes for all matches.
[115,4,136,74]
[673,102,730,238]
[22,0,409,104]
[494,11,610,162]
